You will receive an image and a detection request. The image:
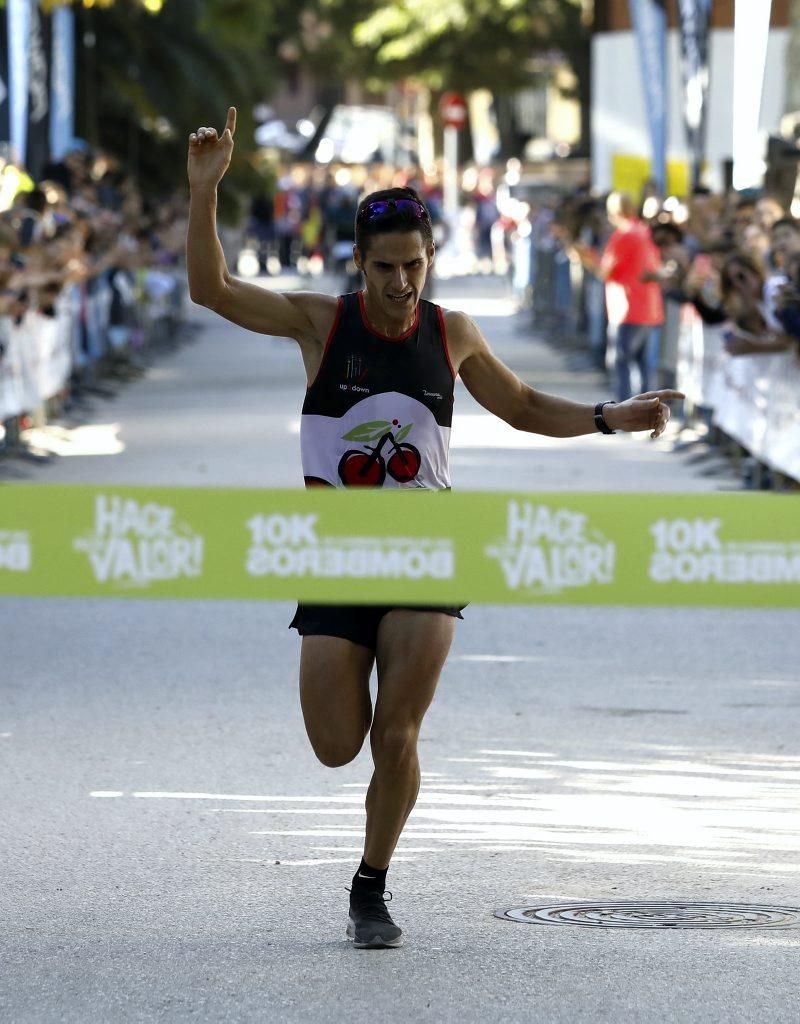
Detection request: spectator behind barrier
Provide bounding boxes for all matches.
[767,218,800,341]
[718,252,797,356]
[0,140,189,463]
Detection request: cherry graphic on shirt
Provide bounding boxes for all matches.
[387,445,421,482]
[339,451,387,486]
[338,419,421,487]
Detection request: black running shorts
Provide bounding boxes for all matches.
[289,603,465,651]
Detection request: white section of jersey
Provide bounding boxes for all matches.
[301,391,451,489]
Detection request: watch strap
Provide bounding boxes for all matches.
[594,401,616,434]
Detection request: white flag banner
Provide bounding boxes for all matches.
[732,0,773,191]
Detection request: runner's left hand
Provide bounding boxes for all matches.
[603,390,684,439]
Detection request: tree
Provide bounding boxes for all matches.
[301,0,592,154]
[64,0,303,211]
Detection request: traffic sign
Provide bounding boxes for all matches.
[439,92,468,130]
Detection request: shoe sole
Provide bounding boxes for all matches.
[346,921,403,948]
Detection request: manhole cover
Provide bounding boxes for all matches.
[495,901,800,930]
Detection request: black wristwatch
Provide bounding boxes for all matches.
[594,401,616,434]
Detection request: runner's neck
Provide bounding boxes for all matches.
[360,289,419,339]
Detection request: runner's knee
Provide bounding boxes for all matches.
[370,722,419,771]
[308,729,365,768]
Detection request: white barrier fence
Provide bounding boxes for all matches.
[0,270,184,424]
[676,306,800,482]
[0,300,73,421]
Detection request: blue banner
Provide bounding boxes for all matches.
[7,0,30,166]
[0,11,9,143]
[49,6,74,162]
[629,0,668,195]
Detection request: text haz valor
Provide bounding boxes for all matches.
[486,501,615,593]
[73,495,204,587]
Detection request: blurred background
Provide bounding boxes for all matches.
[1,0,799,488]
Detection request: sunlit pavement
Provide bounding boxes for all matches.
[2,274,796,1023]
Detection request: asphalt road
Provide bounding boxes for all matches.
[2,274,798,1023]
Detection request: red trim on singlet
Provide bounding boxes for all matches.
[436,305,456,381]
[357,290,420,342]
[307,296,343,390]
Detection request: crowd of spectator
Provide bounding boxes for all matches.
[3,136,797,486]
[523,184,800,392]
[515,181,800,486]
[0,143,188,463]
[241,164,447,282]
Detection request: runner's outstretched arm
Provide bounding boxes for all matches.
[185,107,335,344]
[449,311,683,439]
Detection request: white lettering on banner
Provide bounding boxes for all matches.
[648,517,800,584]
[485,501,615,593]
[245,513,454,581]
[74,496,203,587]
[0,530,31,572]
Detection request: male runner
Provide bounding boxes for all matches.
[187,108,682,949]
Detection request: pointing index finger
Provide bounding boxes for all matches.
[637,390,685,402]
[225,106,237,138]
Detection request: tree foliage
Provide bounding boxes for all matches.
[308,0,589,94]
[63,0,591,198]
[72,0,301,209]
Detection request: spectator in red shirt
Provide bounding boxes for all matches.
[598,192,665,401]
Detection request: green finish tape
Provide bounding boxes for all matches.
[1,484,798,606]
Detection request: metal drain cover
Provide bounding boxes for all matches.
[495,901,800,930]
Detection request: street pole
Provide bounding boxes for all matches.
[443,124,459,226]
[439,92,467,272]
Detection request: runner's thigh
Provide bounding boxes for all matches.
[373,610,456,726]
[299,636,375,766]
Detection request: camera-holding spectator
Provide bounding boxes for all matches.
[764,217,800,342]
[719,253,796,356]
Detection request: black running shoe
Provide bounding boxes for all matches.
[347,889,403,948]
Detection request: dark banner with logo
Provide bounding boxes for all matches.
[677,0,712,192]
[26,0,51,181]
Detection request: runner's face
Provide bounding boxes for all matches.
[355,231,433,321]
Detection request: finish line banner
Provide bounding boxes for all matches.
[1,485,798,607]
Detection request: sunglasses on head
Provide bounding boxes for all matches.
[357,198,430,224]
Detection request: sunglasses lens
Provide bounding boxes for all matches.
[358,198,429,223]
[395,200,427,218]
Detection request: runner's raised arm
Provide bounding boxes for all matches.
[185,106,335,351]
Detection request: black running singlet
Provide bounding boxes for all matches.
[301,291,455,489]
